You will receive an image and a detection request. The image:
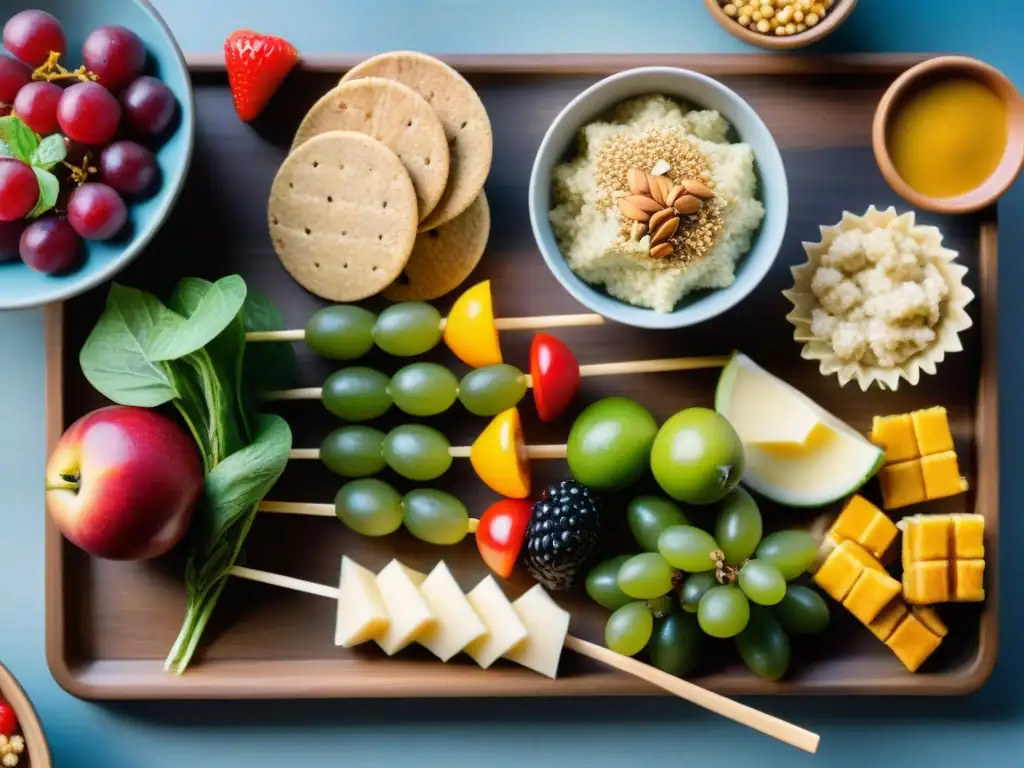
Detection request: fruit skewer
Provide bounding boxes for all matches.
[287,408,554,499]
[245,280,605,368]
[262,331,729,423]
[228,562,819,753]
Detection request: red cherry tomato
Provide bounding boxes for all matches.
[0,699,18,737]
[530,333,580,422]
[475,499,532,578]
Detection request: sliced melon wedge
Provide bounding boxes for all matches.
[715,353,884,507]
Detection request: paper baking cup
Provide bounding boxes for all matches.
[783,206,975,391]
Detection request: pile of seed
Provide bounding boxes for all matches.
[596,129,724,267]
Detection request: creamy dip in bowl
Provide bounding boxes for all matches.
[529,67,788,329]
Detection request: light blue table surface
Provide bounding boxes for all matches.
[2,2,1022,766]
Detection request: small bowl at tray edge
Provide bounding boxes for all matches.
[872,55,1024,215]
[703,0,859,51]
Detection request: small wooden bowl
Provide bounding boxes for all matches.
[703,0,858,50]
[0,665,51,768]
[873,56,1024,214]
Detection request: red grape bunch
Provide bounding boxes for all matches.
[0,9,177,274]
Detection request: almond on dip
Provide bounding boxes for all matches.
[549,95,765,313]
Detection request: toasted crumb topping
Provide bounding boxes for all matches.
[596,130,724,266]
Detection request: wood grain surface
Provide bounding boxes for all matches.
[45,54,998,699]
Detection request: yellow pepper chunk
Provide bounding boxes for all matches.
[911,406,955,456]
[470,408,531,499]
[443,281,502,368]
[886,612,943,672]
[870,414,919,464]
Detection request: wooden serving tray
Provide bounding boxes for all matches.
[44,54,998,699]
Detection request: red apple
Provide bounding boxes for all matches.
[45,405,203,560]
[475,499,532,578]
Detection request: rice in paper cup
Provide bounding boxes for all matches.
[783,206,974,391]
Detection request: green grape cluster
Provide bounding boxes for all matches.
[321,424,453,481]
[585,490,831,682]
[305,303,444,360]
[322,362,527,421]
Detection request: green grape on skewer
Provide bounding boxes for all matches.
[268,362,529,421]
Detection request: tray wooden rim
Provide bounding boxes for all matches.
[44,53,999,700]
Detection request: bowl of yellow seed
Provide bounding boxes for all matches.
[705,0,858,50]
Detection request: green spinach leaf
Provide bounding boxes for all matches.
[147,275,247,362]
[170,277,247,456]
[79,284,180,407]
[196,413,292,548]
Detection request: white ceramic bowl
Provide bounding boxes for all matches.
[528,67,788,329]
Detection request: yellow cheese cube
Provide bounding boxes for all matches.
[416,562,487,662]
[813,541,877,601]
[374,560,435,656]
[911,606,949,638]
[868,599,908,642]
[871,414,919,464]
[334,556,390,648]
[504,585,570,679]
[954,560,985,602]
[830,495,898,559]
[879,460,927,510]
[920,451,969,500]
[464,576,528,669]
[952,514,985,559]
[886,612,943,672]
[911,406,955,456]
[901,514,951,564]
[903,561,950,604]
[843,568,902,625]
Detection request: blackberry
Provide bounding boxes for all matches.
[523,480,603,591]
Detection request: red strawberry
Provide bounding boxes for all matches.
[224,30,298,122]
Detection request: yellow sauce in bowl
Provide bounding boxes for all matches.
[887,77,1008,199]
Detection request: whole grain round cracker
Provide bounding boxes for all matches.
[382,191,490,302]
[291,78,450,223]
[340,52,493,233]
[268,131,418,302]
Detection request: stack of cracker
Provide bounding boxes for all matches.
[268,51,493,302]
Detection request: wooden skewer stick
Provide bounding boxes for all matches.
[259,500,482,531]
[287,445,566,461]
[261,355,730,403]
[229,565,819,754]
[245,313,605,343]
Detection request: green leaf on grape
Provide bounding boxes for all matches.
[27,166,58,218]
[714,487,762,565]
[735,605,791,682]
[605,602,654,657]
[755,530,818,581]
[30,134,66,169]
[738,560,787,606]
[773,585,830,635]
[0,115,38,163]
[697,585,750,638]
[649,612,701,677]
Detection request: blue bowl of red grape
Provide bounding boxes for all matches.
[0,1,193,309]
